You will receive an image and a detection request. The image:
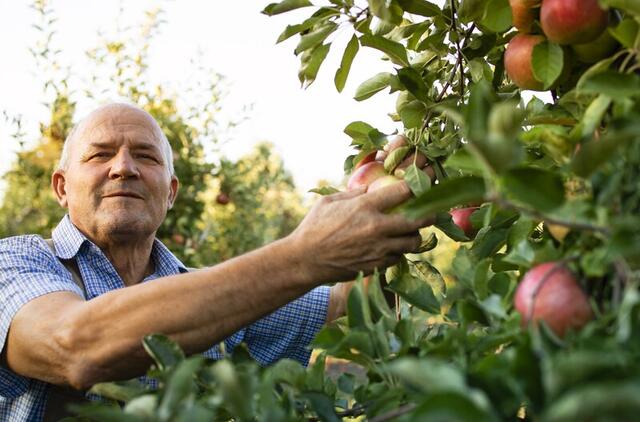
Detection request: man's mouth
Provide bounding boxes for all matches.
[103,191,144,199]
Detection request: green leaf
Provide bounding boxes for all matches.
[367,0,404,24]
[298,43,331,87]
[480,0,512,33]
[599,0,640,15]
[367,270,395,322]
[404,163,432,196]
[343,121,387,148]
[445,148,485,176]
[334,35,359,92]
[277,17,322,43]
[412,391,497,421]
[158,357,204,421]
[312,325,346,350]
[397,67,429,101]
[399,100,427,128]
[435,211,469,241]
[262,0,313,15]
[360,34,409,66]
[609,17,639,48]
[89,380,148,402]
[303,392,341,422]
[543,382,640,422]
[501,167,564,212]
[142,334,185,371]
[384,146,410,173]
[402,176,486,219]
[354,72,394,101]
[347,277,373,329]
[532,41,564,89]
[295,23,337,55]
[413,261,446,300]
[571,122,640,177]
[387,357,467,393]
[579,94,611,139]
[387,262,440,313]
[579,70,640,98]
[397,0,442,17]
[309,186,340,195]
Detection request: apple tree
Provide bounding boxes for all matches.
[72,0,640,421]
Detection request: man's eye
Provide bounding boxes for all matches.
[90,152,110,159]
[138,154,159,162]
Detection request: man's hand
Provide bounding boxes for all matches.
[290,181,433,286]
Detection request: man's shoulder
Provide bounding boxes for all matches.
[0,234,51,256]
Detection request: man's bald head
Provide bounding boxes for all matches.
[58,103,175,177]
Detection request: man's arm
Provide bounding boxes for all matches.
[3,183,431,389]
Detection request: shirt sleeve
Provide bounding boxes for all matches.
[0,235,84,399]
[242,286,330,366]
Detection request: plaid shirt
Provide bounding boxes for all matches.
[0,215,330,422]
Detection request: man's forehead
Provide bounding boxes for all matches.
[76,106,163,146]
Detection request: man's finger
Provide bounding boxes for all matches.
[327,186,366,201]
[365,181,412,211]
[385,233,423,255]
[379,213,434,236]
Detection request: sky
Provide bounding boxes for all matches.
[0,1,401,197]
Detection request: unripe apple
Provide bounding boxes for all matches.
[509,0,540,33]
[504,34,546,91]
[514,262,593,337]
[541,0,608,45]
[571,28,619,63]
[347,161,386,191]
[449,206,479,239]
[367,175,402,192]
[354,151,377,169]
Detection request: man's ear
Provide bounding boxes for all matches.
[51,170,69,208]
[167,176,179,209]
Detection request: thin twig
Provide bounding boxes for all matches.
[369,403,417,422]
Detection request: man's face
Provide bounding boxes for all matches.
[52,105,179,243]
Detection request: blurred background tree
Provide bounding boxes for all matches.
[0,1,306,267]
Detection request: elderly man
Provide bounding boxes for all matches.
[0,103,431,421]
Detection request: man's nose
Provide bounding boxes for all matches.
[108,150,140,179]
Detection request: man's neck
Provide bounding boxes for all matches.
[93,234,156,287]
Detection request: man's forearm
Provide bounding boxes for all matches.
[9,235,315,389]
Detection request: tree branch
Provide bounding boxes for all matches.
[369,403,417,422]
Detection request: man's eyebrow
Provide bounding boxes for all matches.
[87,141,160,151]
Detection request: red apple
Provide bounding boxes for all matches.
[367,175,402,192]
[514,262,593,337]
[509,0,540,33]
[541,0,608,45]
[216,192,230,205]
[449,207,479,239]
[347,161,386,191]
[354,151,377,169]
[504,34,546,91]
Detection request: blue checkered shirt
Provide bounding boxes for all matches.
[0,215,330,422]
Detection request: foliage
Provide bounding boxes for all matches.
[65,0,640,420]
[0,2,304,267]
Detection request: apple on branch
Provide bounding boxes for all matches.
[504,33,546,91]
[449,206,479,239]
[514,262,593,337]
[509,0,540,33]
[541,0,608,45]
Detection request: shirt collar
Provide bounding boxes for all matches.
[51,214,188,275]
